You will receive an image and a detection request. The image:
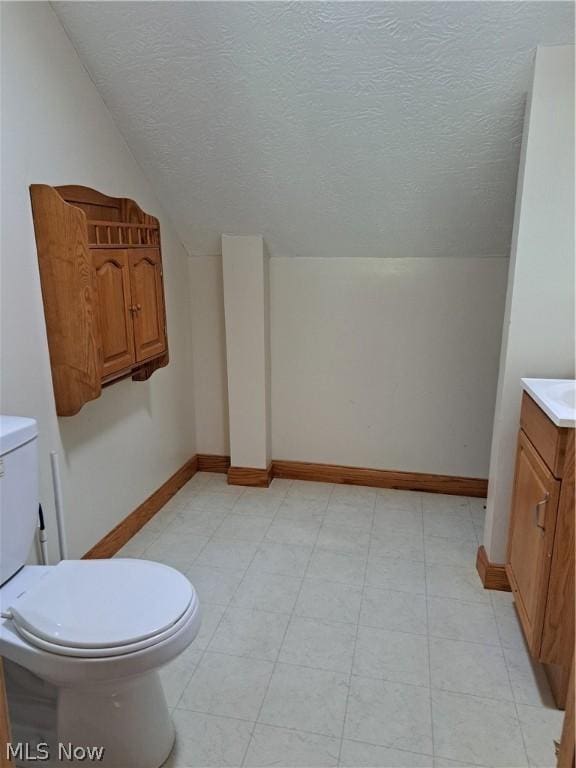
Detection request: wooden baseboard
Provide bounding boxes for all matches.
[272,459,488,497]
[83,456,198,559]
[476,545,511,591]
[544,662,569,710]
[197,454,231,473]
[228,465,272,488]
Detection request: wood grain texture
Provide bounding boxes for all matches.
[476,545,511,591]
[30,185,102,416]
[197,454,231,473]
[271,459,488,496]
[0,660,13,767]
[31,184,168,414]
[544,662,570,711]
[506,430,561,657]
[521,392,570,479]
[541,430,575,669]
[83,456,198,559]
[228,465,272,488]
[557,657,575,767]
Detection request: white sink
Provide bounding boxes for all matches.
[521,378,576,427]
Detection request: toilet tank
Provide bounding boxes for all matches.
[0,416,38,586]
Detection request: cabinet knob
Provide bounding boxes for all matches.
[136,304,142,311]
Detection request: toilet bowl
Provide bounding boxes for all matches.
[0,559,201,768]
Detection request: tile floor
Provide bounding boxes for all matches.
[116,473,563,768]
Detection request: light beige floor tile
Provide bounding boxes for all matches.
[345,676,433,754]
[423,510,476,541]
[373,507,423,534]
[425,564,489,604]
[424,535,478,568]
[427,597,500,645]
[165,509,227,538]
[431,689,527,767]
[268,478,292,494]
[264,517,321,546]
[295,578,362,624]
[306,549,366,586]
[276,496,328,521]
[179,651,273,720]
[244,724,339,768]
[115,528,160,557]
[330,484,376,508]
[212,514,272,542]
[340,739,433,768]
[250,542,313,577]
[186,490,243,512]
[160,645,204,707]
[166,709,253,767]
[193,603,227,649]
[517,703,564,768]
[353,625,429,686]
[503,645,556,707]
[143,532,211,570]
[369,529,425,562]
[232,569,303,613]
[365,556,426,594]
[279,616,356,673]
[376,489,423,512]
[421,494,469,514]
[195,540,260,571]
[233,490,284,517]
[360,587,427,635]
[316,523,370,557]
[429,637,513,701]
[324,502,374,531]
[259,662,348,738]
[185,565,246,606]
[209,606,290,661]
[287,480,334,501]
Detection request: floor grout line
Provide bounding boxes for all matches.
[336,488,375,767]
[239,484,335,767]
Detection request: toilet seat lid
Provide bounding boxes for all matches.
[8,559,194,650]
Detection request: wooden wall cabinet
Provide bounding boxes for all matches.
[30,185,169,416]
[506,392,574,708]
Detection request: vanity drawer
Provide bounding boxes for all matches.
[520,392,569,478]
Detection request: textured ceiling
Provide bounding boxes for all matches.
[54,2,573,259]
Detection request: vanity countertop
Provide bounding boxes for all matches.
[521,378,576,428]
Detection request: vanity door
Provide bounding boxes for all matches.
[506,430,560,656]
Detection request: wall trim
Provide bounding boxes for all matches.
[197,454,231,473]
[476,545,511,591]
[228,465,272,488]
[272,459,488,497]
[83,453,489,559]
[83,456,198,559]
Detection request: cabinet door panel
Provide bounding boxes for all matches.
[506,430,560,656]
[92,249,135,378]
[129,248,166,362]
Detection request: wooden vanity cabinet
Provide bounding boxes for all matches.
[506,391,574,708]
[30,185,169,415]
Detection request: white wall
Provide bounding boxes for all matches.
[271,257,508,477]
[187,254,508,476]
[484,45,575,563]
[1,3,196,559]
[188,256,229,456]
[222,236,271,469]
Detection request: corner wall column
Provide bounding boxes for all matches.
[221,235,271,486]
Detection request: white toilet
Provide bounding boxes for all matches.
[0,416,201,768]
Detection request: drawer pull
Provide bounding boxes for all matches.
[534,493,549,531]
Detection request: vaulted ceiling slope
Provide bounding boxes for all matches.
[54,2,573,259]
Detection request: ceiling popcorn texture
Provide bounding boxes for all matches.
[54,2,573,259]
